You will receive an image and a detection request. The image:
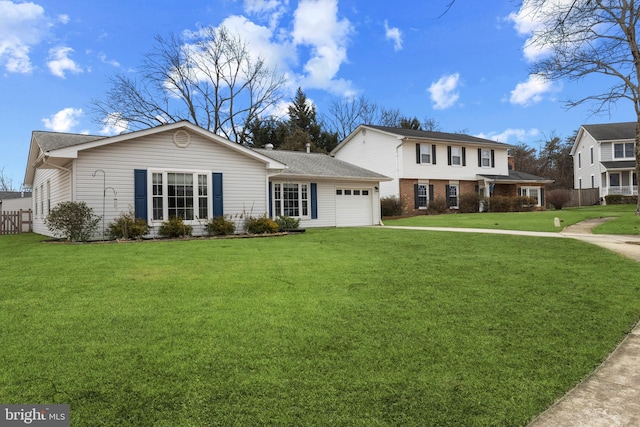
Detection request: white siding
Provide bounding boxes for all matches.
[402,143,510,180]
[70,129,268,238]
[31,165,72,237]
[573,132,601,189]
[271,179,381,228]
[333,129,401,198]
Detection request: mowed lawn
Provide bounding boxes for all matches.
[1,227,640,426]
[384,204,640,234]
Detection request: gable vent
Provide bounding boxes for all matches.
[173,130,191,148]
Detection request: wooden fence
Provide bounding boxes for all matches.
[562,189,600,208]
[0,210,33,235]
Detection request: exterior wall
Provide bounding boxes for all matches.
[401,142,510,181]
[67,129,268,239]
[0,195,31,212]
[399,178,480,215]
[31,165,72,237]
[333,129,401,198]
[573,132,602,190]
[270,178,382,228]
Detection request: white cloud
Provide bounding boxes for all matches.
[0,0,51,73]
[428,73,460,110]
[291,0,355,95]
[99,112,129,136]
[508,0,585,62]
[42,107,83,132]
[47,46,82,78]
[476,128,540,144]
[384,20,402,51]
[243,0,286,29]
[98,52,120,67]
[509,73,553,106]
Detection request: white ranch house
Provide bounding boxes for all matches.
[23,121,390,240]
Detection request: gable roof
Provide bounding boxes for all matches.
[254,148,391,181]
[332,124,512,155]
[581,122,636,141]
[23,121,286,187]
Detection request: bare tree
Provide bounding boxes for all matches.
[0,167,15,192]
[525,0,640,214]
[91,26,286,144]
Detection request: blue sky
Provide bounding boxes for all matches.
[0,0,636,188]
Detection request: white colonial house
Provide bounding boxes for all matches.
[331,125,552,215]
[23,121,390,239]
[571,122,638,200]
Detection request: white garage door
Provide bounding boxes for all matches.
[335,188,373,226]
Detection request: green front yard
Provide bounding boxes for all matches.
[1,223,640,425]
[384,204,640,234]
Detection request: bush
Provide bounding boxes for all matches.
[426,198,448,215]
[605,194,638,205]
[108,209,150,240]
[44,201,101,242]
[381,196,403,217]
[245,215,279,234]
[275,215,300,231]
[488,196,511,213]
[459,193,481,213]
[547,189,571,210]
[489,196,538,212]
[158,216,193,238]
[205,216,236,236]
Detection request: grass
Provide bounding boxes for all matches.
[384,204,640,234]
[1,228,640,426]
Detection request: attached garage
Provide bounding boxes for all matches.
[255,148,391,228]
[335,188,374,227]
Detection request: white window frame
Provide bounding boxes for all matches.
[420,144,433,164]
[613,142,634,159]
[578,152,582,169]
[417,183,428,209]
[448,183,459,208]
[451,146,462,166]
[589,146,594,165]
[480,149,491,168]
[520,186,542,206]
[148,170,211,224]
[273,182,310,219]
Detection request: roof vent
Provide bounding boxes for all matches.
[173,130,191,148]
[265,143,274,150]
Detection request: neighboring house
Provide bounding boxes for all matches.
[0,191,32,212]
[23,121,390,239]
[571,122,638,200]
[331,125,552,214]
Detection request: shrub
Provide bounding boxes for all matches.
[381,196,403,217]
[245,215,279,234]
[547,189,571,210]
[459,193,481,213]
[275,215,300,231]
[488,196,511,213]
[605,194,638,205]
[205,216,236,236]
[158,216,193,238]
[108,209,150,240]
[512,196,537,212]
[426,198,448,215]
[44,201,101,242]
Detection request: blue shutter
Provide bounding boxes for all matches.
[212,173,223,217]
[269,182,273,218]
[311,183,318,219]
[134,169,147,220]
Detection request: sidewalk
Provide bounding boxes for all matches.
[382,220,640,426]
